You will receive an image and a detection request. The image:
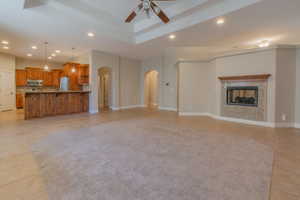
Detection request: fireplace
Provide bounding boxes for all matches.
[226,86,258,107]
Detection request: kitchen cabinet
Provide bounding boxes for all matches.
[16,70,27,86]
[26,68,43,80]
[16,93,24,109]
[78,64,89,85]
[43,71,53,86]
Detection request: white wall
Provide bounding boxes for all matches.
[119,57,141,107]
[178,62,214,114]
[15,57,63,69]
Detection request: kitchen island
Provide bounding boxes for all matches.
[24,90,90,120]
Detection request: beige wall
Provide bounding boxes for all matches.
[178,62,214,113]
[0,53,15,72]
[90,50,120,112]
[0,52,16,111]
[119,57,141,107]
[90,50,141,113]
[295,49,300,125]
[275,48,296,123]
[144,70,158,107]
[15,57,63,69]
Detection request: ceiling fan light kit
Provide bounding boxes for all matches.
[125,0,174,24]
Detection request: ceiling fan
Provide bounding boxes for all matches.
[125,0,175,24]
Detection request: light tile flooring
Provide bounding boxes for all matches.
[0,109,300,200]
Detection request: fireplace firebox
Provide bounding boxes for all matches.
[226,86,258,107]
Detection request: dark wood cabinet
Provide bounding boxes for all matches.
[16,65,88,89]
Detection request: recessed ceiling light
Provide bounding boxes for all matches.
[1,40,9,45]
[55,50,61,53]
[3,46,9,50]
[216,18,225,25]
[32,46,37,50]
[87,32,95,37]
[258,40,270,48]
[48,56,52,60]
[51,53,56,57]
[27,53,32,57]
[169,34,176,39]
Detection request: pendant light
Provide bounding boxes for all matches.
[44,42,49,71]
[71,47,76,73]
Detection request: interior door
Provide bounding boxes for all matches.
[0,71,15,111]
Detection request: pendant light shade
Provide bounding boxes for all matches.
[71,47,76,73]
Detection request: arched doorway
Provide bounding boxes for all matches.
[144,70,159,109]
[98,67,112,111]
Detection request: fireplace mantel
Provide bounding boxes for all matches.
[218,74,271,81]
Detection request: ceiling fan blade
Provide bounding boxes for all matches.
[151,2,170,23]
[125,3,143,23]
[157,9,170,23]
[125,11,137,23]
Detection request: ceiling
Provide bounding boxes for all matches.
[0,0,299,62]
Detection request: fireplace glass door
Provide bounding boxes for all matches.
[227,86,258,107]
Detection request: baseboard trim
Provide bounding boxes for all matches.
[213,115,276,128]
[119,105,144,110]
[275,122,295,128]
[89,110,99,114]
[294,123,300,129]
[159,107,177,112]
[110,107,120,111]
[179,112,211,116]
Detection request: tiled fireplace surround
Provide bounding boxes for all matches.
[220,78,268,122]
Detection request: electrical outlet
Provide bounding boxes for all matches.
[281,114,286,121]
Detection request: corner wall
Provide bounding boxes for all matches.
[295,49,300,126]
[275,48,296,124]
[89,50,141,113]
[178,62,214,114]
[120,58,141,107]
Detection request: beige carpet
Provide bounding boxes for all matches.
[32,119,273,200]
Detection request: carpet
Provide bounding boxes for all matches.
[32,119,273,200]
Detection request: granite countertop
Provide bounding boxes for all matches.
[25,90,91,94]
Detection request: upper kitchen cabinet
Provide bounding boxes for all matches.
[26,67,44,80]
[16,69,27,86]
[78,64,89,85]
[43,71,53,86]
